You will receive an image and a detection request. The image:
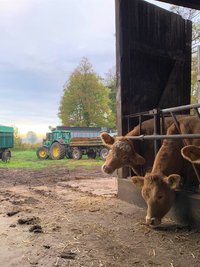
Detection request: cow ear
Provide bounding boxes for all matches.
[181,145,200,164]
[165,174,181,189]
[100,132,115,146]
[132,176,144,188]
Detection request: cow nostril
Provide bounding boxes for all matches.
[150,218,155,225]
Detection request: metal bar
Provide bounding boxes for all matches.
[194,108,200,119]
[139,115,142,135]
[123,103,200,119]
[170,112,187,145]
[153,109,161,155]
[161,103,200,114]
[126,134,200,141]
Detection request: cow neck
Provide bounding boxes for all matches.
[127,138,145,176]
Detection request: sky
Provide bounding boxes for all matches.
[0,0,170,135]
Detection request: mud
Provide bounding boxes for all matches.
[0,166,200,267]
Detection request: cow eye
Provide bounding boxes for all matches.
[157,195,163,200]
[122,155,128,161]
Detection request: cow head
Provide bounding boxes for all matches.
[100,132,145,174]
[181,145,200,165]
[132,173,181,226]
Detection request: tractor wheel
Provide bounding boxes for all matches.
[36,146,49,160]
[87,151,96,159]
[2,149,11,162]
[50,143,66,160]
[72,148,82,160]
[100,148,109,161]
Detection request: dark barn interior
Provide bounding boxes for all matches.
[115,0,200,225]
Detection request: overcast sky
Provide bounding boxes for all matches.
[0,0,170,135]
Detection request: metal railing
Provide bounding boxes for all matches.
[123,103,200,183]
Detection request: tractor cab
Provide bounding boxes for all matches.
[43,130,71,147]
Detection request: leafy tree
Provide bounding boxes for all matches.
[104,66,117,128]
[59,58,113,127]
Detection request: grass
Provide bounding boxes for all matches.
[0,150,103,170]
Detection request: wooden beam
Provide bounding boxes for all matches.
[154,0,200,10]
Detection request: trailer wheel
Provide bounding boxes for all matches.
[100,148,109,161]
[72,148,82,160]
[50,142,66,160]
[36,146,49,160]
[2,149,11,162]
[87,151,96,159]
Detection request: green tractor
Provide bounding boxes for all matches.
[0,125,14,162]
[36,130,71,160]
[36,128,109,160]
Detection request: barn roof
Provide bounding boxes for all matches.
[155,0,200,10]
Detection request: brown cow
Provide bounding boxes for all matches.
[132,116,200,226]
[181,145,200,164]
[101,117,175,175]
[132,173,181,226]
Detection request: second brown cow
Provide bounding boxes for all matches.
[132,116,200,226]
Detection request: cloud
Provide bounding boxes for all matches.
[0,0,170,134]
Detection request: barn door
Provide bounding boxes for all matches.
[116,0,192,136]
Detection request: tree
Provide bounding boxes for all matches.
[13,127,22,149]
[170,6,200,48]
[104,66,117,128]
[26,131,37,144]
[58,58,113,127]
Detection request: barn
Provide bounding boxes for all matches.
[115,0,200,225]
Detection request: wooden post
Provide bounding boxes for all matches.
[198,46,200,104]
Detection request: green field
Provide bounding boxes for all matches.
[0,150,103,169]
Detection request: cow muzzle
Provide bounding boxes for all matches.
[101,164,114,174]
[146,216,161,226]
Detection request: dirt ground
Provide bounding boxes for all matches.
[0,166,200,267]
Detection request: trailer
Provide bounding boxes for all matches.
[0,125,14,162]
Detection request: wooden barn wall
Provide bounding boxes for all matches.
[116,0,192,135]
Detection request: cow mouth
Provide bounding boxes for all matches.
[101,164,114,174]
[146,216,161,226]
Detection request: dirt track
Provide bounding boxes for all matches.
[0,166,200,267]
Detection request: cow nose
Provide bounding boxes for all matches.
[148,217,161,226]
[102,164,113,174]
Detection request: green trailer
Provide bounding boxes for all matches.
[0,125,14,162]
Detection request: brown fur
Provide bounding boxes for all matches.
[101,117,175,175]
[152,116,200,184]
[132,173,180,226]
[132,116,200,225]
[181,145,200,164]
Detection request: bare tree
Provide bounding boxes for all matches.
[170,5,200,51]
